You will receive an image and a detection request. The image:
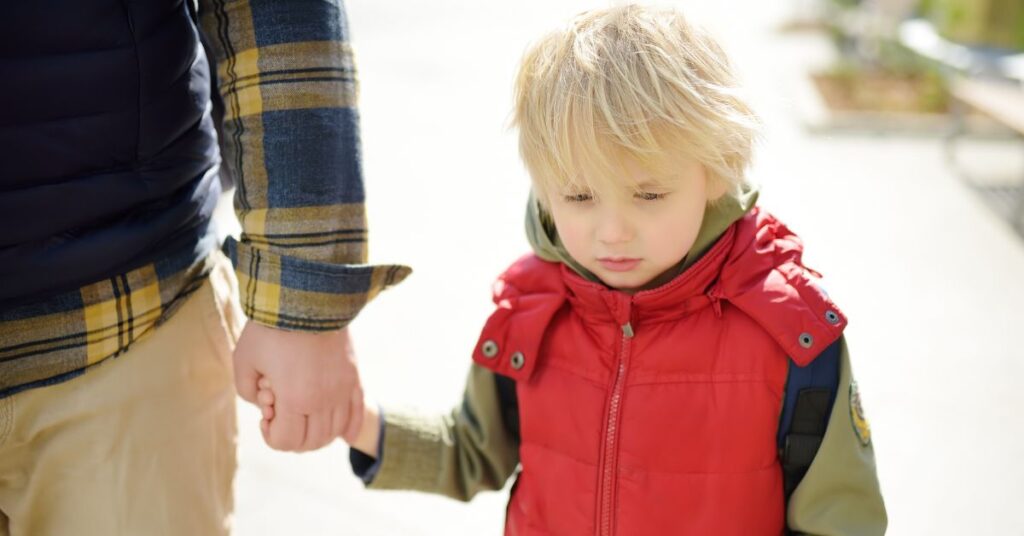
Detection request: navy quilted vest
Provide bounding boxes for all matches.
[0,0,220,305]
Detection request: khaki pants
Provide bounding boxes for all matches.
[0,256,244,535]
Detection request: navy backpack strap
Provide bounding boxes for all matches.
[495,372,521,443]
[777,338,842,500]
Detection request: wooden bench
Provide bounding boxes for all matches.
[949,78,1024,136]
[899,18,1024,230]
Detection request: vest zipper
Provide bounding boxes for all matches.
[598,317,634,536]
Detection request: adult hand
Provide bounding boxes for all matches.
[233,323,364,451]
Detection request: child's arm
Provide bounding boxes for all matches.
[347,404,381,457]
[786,337,887,535]
[258,363,520,502]
[352,364,520,500]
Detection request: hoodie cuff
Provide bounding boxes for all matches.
[350,408,386,484]
[363,408,447,491]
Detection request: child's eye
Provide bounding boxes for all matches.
[564,193,594,203]
[635,192,667,201]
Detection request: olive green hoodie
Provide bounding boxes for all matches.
[361,190,887,535]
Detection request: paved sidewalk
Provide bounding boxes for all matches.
[232,2,1024,534]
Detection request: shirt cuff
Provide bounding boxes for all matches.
[350,408,386,484]
[223,237,411,331]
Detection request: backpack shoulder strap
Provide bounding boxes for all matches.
[777,338,842,499]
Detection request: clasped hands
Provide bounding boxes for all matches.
[232,322,365,452]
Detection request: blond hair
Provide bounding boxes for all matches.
[513,4,759,204]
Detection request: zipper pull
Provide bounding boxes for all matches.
[707,283,724,318]
[621,322,634,338]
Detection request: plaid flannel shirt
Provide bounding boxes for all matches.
[0,0,409,399]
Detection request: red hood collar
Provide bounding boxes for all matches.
[488,208,847,370]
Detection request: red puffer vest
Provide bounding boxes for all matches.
[472,208,847,536]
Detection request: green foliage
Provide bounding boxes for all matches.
[921,0,1024,50]
[829,0,861,9]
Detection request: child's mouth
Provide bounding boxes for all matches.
[598,258,641,272]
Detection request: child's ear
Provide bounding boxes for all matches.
[705,176,729,203]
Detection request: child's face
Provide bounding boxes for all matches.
[545,157,718,293]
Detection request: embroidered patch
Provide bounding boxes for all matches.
[850,380,871,446]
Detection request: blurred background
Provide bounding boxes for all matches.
[226,0,1024,534]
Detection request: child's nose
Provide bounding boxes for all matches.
[596,209,634,245]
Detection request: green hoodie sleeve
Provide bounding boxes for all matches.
[364,364,520,501]
[787,336,888,535]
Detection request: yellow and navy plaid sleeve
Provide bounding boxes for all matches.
[199,0,409,331]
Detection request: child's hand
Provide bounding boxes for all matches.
[257,378,381,458]
[256,377,277,430]
[255,378,311,450]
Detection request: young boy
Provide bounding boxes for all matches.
[258,5,886,534]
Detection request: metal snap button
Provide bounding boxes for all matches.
[799,333,814,349]
[510,351,526,370]
[825,310,840,325]
[481,339,499,358]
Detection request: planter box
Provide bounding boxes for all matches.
[797,71,1012,136]
[813,71,949,114]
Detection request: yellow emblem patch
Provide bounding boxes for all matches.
[850,380,871,446]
